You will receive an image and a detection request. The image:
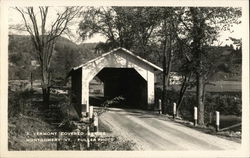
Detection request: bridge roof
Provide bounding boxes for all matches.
[72,47,163,71]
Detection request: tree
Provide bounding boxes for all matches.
[157,7,191,114]
[15,7,81,106]
[78,7,160,56]
[78,7,191,114]
[159,9,175,114]
[187,7,241,125]
[158,7,241,122]
[78,7,241,122]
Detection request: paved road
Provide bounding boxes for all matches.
[99,107,241,150]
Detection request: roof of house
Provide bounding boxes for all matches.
[72,47,163,71]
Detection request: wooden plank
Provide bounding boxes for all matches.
[220,123,241,131]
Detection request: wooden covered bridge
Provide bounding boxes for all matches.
[68,47,162,118]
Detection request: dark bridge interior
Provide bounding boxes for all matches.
[90,68,147,109]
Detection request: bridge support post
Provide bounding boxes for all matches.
[93,112,98,132]
[89,106,93,120]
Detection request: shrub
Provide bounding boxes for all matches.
[8,89,35,118]
[101,96,126,109]
[206,93,242,116]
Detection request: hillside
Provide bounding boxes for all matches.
[207,45,242,81]
[8,35,98,80]
[8,35,241,82]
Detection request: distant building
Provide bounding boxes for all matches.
[169,72,183,85]
[155,72,183,86]
[31,60,40,67]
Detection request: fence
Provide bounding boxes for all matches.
[155,88,242,132]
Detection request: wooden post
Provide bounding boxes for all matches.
[81,103,88,118]
[89,106,93,119]
[216,111,220,132]
[173,102,176,119]
[93,112,98,132]
[158,99,162,114]
[56,130,61,150]
[86,126,90,149]
[79,123,84,150]
[194,107,198,126]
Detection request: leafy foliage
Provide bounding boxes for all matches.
[101,96,126,109]
[78,7,161,55]
[9,7,242,127]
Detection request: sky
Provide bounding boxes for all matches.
[8,7,243,47]
[8,7,107,43]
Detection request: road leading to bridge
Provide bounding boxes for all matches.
[99,108,241,150]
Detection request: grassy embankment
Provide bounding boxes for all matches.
[8,80,135,150]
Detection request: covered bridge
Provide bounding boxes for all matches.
[69,47,162,118]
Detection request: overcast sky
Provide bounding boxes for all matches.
[8,7,242,47]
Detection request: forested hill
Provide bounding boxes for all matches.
[8,34,241,82]
[8,35,98,80]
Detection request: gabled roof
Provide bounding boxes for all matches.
[73,47,163,71]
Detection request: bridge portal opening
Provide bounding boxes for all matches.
[89,68,147,109]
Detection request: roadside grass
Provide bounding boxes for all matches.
[165,114,242,143]
[8,87,68,150]
[90,136,136,151]
[8,114,58,150]
[8,80,135,151]
[8,90,58,150]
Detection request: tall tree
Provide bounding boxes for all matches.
[79,7,188,113]
[157,8,185,114]
[78,7,160,56]
[187,7,241,125]
[78,7,241,121]
[15,7,81,106]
